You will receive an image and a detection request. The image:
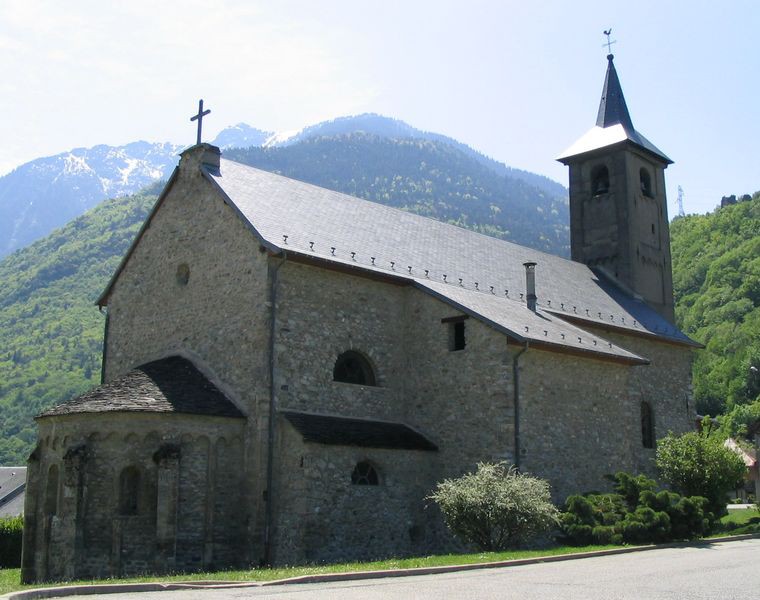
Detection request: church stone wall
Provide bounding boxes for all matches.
[273,261,407,422]
[600,329,696,474]
[266,260,694,559]
[518,329,695,499]
[104,162,271,419]
[518,349,634,499]
[23,413,245,583]
[268,264,517,562]
[103,160,276,563]
[271,421,451,565]
[402,290,516,470]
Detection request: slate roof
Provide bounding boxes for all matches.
[416,280,647,364]
[557,55,671,164]
[281,410,438,451]
[200,158,696,361]
[38,356,244,419]
[0,467,26,517]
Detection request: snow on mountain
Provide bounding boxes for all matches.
[211,124,272,149]
[0,114,566,259]
[0,141,181,257]
[262,130,301,147]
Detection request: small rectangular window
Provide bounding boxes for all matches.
[442,315,468,351]
[449,321,466,351]
[641,402,655,449]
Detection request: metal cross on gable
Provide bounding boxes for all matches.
[190,99,211,145]
[602,29,617,55]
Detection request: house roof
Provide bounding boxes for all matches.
[557,55,672,164]
[0,467,26,517]
[281,410,438,451]
[725,438,758,469]
[200,157,696,357]
[38,356,244,419]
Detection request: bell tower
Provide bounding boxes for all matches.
[558,53,675,323]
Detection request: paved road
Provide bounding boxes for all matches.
[66,539,759,600]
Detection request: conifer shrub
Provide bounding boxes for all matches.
[0,516,23,568]
[560,472,709,546]
[428,462,559,551]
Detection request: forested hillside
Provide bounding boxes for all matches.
[0,189,158,464]
[671,191,760,425]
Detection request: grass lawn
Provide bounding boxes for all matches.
[716,507,760,535]
[0,544,623,595]
[3,515,758,596]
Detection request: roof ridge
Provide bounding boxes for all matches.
[217,158,567,265]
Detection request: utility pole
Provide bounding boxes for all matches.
[677,185,685,217]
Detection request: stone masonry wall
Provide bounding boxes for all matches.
[273,261,407,422]
[268,259,697,559]
[105,160,270,417]
[272,421,439,565]
[596,327,696,474]
[103,154,273,561]
[518,327,695,499]
[269,263,517,561]
[518,348,634,500]
[23,413,245,582]
[402,290,516,471]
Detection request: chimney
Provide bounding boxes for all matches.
[523,262,537,311]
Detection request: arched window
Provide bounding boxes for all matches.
[333,351,376,386]
[641,402,655,449]
[351,461,379,485]
[45,465,59,516]
[639,168,653,198]
[119,466,140,515]
[591,165,610,196]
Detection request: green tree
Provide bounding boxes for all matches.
[655,430,746,518]
[427,462,559,551]
[671,191,760,416]
[0,516,23,568]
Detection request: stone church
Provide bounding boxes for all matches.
[22,55,698,582]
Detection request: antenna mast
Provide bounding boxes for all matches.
[676,185,685,217]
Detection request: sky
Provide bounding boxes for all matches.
[1,0,758,215]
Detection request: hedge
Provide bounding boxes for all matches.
[0,516,23,568]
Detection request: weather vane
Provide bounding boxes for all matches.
[190,99,211,145]
[602,29,617,55]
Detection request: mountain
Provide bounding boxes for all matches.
[0,132,569,465]
[260,113,567,200]
[0,142,181,257]
[0,114,566,259]
[211,123,272,149]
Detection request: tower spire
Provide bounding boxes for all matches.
[557,52,671,165]
[595,54,634,132]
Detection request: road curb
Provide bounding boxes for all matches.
[4,533,759,599]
